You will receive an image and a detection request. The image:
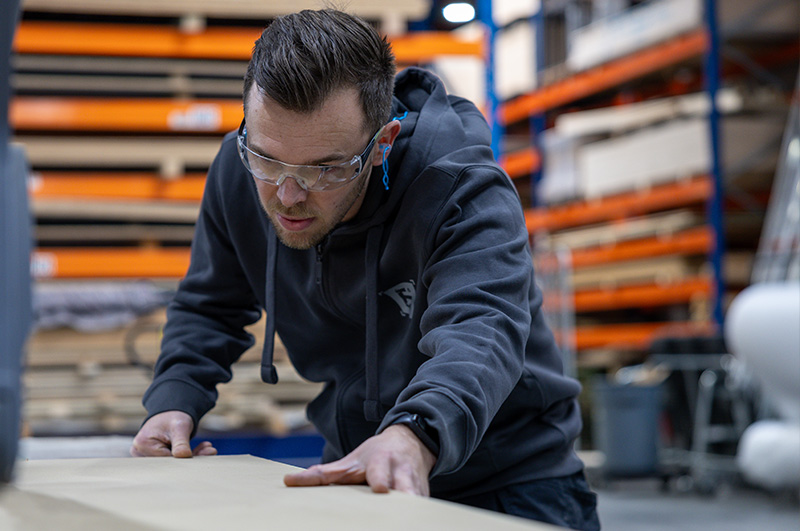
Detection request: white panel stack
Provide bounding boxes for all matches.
[567,0,702,72]
[576,115,786,199]
[579,118,711,199]
[494,21,537,101]
[492,0,540,27]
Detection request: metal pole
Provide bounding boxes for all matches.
[477,0,502,160]
[703,0,726,327]
[1,0,27,485]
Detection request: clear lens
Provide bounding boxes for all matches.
[237,136,365,191]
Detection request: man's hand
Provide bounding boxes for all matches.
[130,410,217,458]
[283,424,436,496]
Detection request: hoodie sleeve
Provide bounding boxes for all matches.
[142,144,262,428]
[379,162,535,477]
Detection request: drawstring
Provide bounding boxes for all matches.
[363,224,384,422]
[261,231,279,384]
[363,111,406,420]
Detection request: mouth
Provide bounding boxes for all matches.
[276,214,315,232]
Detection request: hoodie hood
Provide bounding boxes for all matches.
[260,67,497,403]
[348,67,494,228]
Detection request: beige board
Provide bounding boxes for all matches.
[35,224,197,245]
[570,256,702,289]
[14,73,245,98]
[32,199,201,223]
[13,55,249,78]
[545,210,702,251]
[21,0,430,20]
[1,456,551,530]
[14,136,222,176]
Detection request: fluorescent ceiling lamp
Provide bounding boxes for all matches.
[443,2,475,24]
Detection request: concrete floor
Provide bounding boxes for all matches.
[593,477,799,531]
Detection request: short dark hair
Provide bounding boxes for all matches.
[243,9,396,134]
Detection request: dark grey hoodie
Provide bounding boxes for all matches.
[143,67,584,500]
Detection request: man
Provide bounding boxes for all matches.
[132,9,599,529]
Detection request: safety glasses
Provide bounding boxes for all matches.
[237,120,382,192]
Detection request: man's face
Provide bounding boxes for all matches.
[243,85,378,250]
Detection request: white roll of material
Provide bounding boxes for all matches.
[725,282,800,423]
[726,282,800,490]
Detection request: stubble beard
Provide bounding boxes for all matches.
[260,170,370,250]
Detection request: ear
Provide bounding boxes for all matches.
[371,119,402,167]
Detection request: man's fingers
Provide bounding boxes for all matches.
[130,433,173,457]
[284,466,328,487]
[364,458,392,494]
[284,460,365,487]
[389,466,417,495]
[192,441,218,456]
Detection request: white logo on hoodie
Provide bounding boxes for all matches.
[380,280,415,318]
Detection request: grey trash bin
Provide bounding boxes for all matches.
[593,379,663,477]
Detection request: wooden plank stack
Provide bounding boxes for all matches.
[24,309,323,436]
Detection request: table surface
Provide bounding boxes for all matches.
[0,455,554,530]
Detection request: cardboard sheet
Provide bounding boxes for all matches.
[0,455,554,530]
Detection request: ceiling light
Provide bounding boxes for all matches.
[442,2,475,24]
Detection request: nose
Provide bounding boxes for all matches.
[276,174,309,207]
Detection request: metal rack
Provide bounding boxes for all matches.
[479,0,798,362]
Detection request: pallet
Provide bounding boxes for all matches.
[23,361,320,436]
[24,304,319,436]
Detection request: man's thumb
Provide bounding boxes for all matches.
[170,431,193,458]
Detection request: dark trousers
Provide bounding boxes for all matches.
[452,471,601,530]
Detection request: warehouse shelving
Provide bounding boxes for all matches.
[11,97,244,132]
[525,176,712,232]
[31,248,191,279]
[14,13,486,281]
[498,29,708,126]
[573,276,712,312]
[482,0,798,363]
[30,172,205,202]
[14,21,483,64]
[570,227,713,268]
[13,1,489,440]
[575,321,713,351]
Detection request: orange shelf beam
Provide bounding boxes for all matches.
[570,226,714,268]
[14,22,482,62]
[11,98,243,133]
[499,29,708,125]
[575,320,714,350]
[573,276,712,312]
[499,147,541,179]
[391,31,484,62]
[525,176,712,233]
[31,248,191,279]
[30,172,206,202]
[14,22,262,60]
